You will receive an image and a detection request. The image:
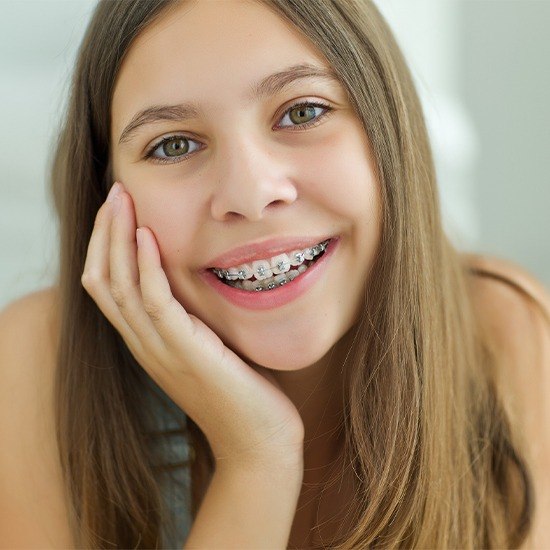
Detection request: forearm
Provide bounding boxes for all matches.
[183,459,303,549]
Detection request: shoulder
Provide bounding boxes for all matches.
[462,253,550,548]
[0,287,74,546]
[0,286,60,374]
[0,284,59,323]
[464,252,550,319]
[464,253,550,371]
[0,287,59,338]
[0,287,60,382]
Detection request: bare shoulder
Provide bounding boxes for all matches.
[0,287,61,404]
[0,286,60,356]
[464,253,550,377]
[0,287,74,547]
[464,252,550,318]
[462,253,550,548]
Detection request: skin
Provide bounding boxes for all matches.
[111,0,380,369]
[110,0,380,454]
[86,0,381,541]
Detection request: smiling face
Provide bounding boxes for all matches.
[110,0,381,371]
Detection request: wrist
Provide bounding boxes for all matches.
[215,450,304,485]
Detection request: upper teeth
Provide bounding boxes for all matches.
[212,240,330,281]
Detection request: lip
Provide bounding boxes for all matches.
[199,237,340,311]
[201,234,335,270]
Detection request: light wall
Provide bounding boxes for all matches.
[0,0,97,308]
[458,1,550,285]
[1,0,548,309]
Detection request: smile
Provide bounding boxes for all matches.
[211,239,330,292]
[201,237,339,311]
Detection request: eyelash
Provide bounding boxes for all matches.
[143,100,333,165]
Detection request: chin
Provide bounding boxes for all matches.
[229,332,337,372]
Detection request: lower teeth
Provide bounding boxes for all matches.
[224,257,319,292]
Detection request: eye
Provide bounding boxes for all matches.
[276,100,333,131]
[145,135,202,164]
[144,100,333,165]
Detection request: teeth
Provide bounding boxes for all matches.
[225,268,242,281]
[271,253,291,274]
[224,264,309,291]
[289,250,305,266]
[287,269,299,281]
[213,239,330,282]
[251,260,273,280]
[242,280,255,291]
[273,274,288,285]
[303,247,315,261]
[236,264,254,280]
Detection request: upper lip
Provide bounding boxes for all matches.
[202,235,334,270]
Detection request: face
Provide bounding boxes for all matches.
[110,0,381,371]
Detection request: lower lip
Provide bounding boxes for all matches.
[200,238,339,311]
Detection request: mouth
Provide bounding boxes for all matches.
[209,238,331,292]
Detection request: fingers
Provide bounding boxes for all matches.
[81,183,118,288]
[135,226,197,351]
[109,192,164,350]
[81,184,150,358]
[81,186,135,339]
[82,181,195,376]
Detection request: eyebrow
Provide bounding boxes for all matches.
[117,63,340,145]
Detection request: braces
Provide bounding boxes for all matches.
[253,272,298,291]
[212,240,330,281]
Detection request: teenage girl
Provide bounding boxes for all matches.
[1,1,549,548]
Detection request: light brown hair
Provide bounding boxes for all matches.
[50,0,533,547]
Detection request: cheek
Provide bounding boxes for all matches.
[299,125,379,218]
[126,178,206,266]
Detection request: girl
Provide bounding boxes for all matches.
[1,0,549,548]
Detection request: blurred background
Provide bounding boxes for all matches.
[0,0,549,309]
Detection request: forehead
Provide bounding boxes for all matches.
[112,0,334,129]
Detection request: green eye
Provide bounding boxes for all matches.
[147,135,201,163]
[288,105,317,125]
[277,101,332,131]
[161,137,190,157]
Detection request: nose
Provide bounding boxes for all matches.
[209,135,298,222]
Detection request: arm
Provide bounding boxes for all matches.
[184,459,303,550]
[0,289,75,548]
[82,186,307,547]
[468,257,550,548]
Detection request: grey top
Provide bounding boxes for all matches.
[147,384,193,549]
[160,432,193,549]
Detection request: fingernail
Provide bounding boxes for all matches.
[136,228,143,247]
[107,182,121,203]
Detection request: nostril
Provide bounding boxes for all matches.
[210,180,297,221]
[266,199,289,210]
[224,211,247,221]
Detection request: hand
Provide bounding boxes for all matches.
[81,182,304,469]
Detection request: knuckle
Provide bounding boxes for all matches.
[143,300,164,322]
[143,297,170,322]
[110,282,129,309]
[81,269,102,292]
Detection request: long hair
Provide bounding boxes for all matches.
[50,0,533,547]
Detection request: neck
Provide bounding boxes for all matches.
[269,326,356,483]
[273,328,359,549]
